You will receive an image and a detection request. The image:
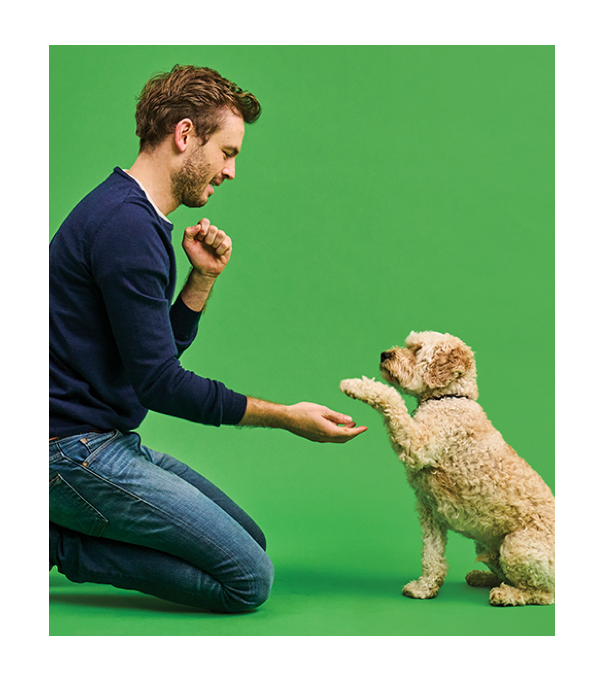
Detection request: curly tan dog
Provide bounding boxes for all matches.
[340,331,554,606]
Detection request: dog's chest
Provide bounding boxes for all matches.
[408,466,486,534]
[405,454,510,542]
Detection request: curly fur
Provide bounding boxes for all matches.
[340,331,554,607]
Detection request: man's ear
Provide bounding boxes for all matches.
[174,119,195,153]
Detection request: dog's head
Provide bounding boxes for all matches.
[379,331,478,401]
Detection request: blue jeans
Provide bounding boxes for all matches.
[49,430,274,612]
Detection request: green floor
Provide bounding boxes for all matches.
[49,546,554,636]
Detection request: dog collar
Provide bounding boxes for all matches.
[421,394,469,403]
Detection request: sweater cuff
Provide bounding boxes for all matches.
[225,392,248,426]
[170,296,203,344]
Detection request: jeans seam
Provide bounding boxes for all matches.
[76,462,244,573]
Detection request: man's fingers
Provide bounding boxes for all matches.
[184,224,201,241]
[215,238,232,257]
[321,409,368,440]
[326,424,368,443]
[197,223,217,245]
[323,409,355,426]
[188,218,210,240]
[188,221,232,256]
[210,229,226,249]
[339,424,368,437]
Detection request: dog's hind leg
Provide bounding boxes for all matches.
[489,530,555,606]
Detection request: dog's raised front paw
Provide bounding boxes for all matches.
[402,578,440,600]
[340,376,401,408]
[340,377,370,400]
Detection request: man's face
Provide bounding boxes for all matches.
[171,109,245,208]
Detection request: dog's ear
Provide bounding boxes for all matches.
[423,342,473,389]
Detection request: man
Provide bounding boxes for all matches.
[49,65,367,612]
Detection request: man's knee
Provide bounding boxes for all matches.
[224,552,275,613]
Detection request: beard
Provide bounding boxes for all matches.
[171,148,213,208]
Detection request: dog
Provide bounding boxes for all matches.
[340,331,554,606]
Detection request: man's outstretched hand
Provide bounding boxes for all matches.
[239,398,368,443]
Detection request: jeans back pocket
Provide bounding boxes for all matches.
[49,473,109,537]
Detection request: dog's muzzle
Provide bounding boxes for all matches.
[380,351,394,363]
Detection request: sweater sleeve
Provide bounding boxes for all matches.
[90,204,247,426]
[170,295,202,357]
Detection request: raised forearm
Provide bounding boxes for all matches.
[178,269,217,313]
[179,218,232,312]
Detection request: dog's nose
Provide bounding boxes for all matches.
[380,351,393,363]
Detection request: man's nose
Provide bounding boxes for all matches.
[222,158,236,180]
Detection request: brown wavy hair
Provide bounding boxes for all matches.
[135,65,261,151]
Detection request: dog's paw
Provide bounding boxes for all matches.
[340,376,401,408]
[402,578,440,600]
[339,377,368,400]
[489,583,554,607]
[340,379,361,398]
[489,584,527,607]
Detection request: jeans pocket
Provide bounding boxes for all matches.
[49,473,109,537]
[55,430,119,468]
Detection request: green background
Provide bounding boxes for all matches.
[49,45,554,636]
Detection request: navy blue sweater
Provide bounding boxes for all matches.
[49,167,248,437]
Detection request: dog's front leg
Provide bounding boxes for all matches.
[403,500,448,600]
[340,377,425,463]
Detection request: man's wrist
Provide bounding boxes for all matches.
[238,397,293,430]
[179,269,217,312]
[188,268,218,286]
